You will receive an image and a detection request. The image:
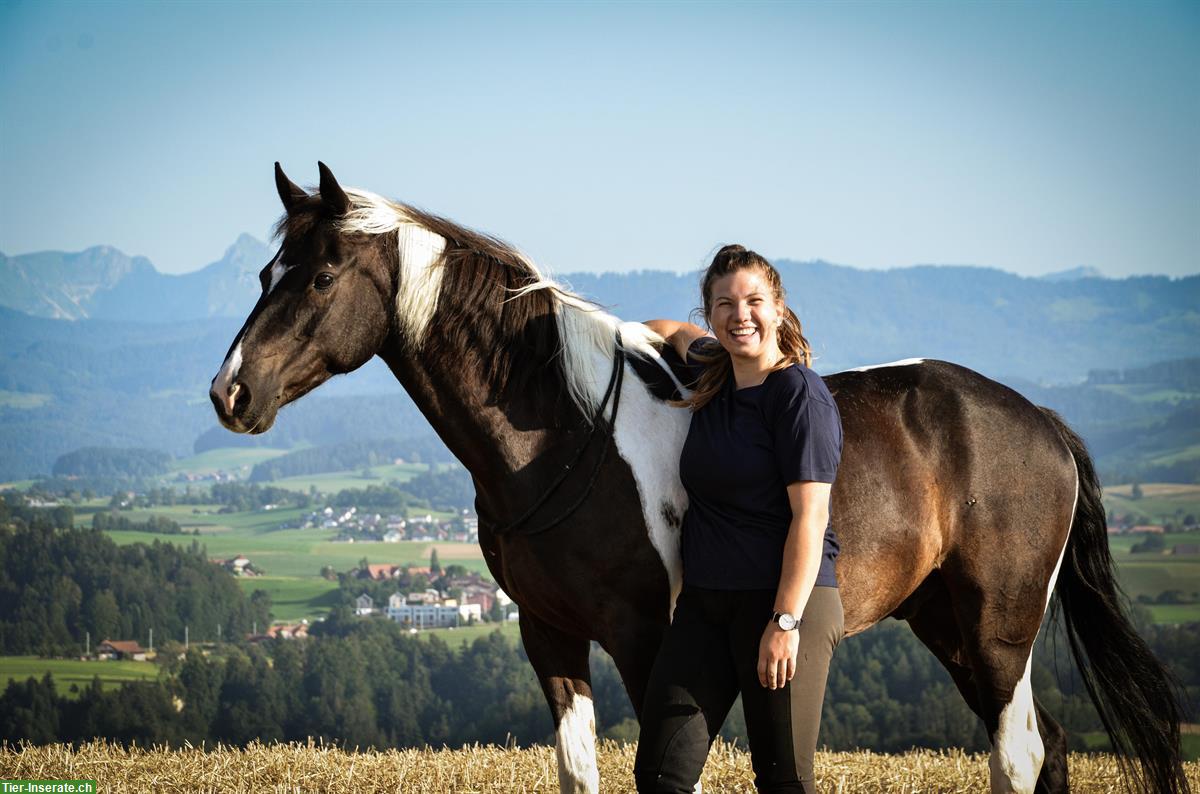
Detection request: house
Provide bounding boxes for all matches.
[1173,544,1200,556]
[355,593,376,616]
[407,588,442,605]
[362,563,403,581]
[383,529,403,543]
[97,639,148,661]
[1130,525,1165,534]
[265,622,310,639]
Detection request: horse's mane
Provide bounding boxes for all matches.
[329,189,665,422]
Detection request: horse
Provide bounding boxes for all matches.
[209,162,1187,794]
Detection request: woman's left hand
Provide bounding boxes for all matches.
[758,623,800,689]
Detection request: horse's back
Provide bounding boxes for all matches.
[824,360,1077,635]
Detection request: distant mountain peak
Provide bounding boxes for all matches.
[1040,266,1104,282]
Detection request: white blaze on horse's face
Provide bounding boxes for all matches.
[267,250,291,294]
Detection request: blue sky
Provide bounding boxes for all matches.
[1,0,1196,278]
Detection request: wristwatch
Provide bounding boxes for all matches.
[772,611,800,631]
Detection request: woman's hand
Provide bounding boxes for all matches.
[757,622,800,689]
[642,319,710,360]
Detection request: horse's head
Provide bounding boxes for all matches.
[209,162,398,434]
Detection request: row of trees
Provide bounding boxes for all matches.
[0,495,270,656]
[52,447,172,478]
[248,437,455,482]
[91,510,186,535]
[3,614,1197,753]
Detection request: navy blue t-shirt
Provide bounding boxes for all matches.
[679,338,842,590]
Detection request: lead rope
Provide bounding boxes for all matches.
[493,329,625,537]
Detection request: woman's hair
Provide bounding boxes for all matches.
[686,244,812,411]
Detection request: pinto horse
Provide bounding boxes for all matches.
[210,163,1186,794]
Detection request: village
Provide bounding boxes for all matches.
[282,506,480,544]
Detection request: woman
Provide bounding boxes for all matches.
[635,245,844,793]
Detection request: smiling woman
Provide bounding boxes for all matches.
[640,246,843,793]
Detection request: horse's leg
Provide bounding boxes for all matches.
[600,618,668,720]
[1032,701,1068,793]
[520,611,599,794]
[944,552,1069,794]
[905,575,1068,794]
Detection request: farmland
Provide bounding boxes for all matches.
[69,473,1200,626]
[0,656,161,697]
[1,740,1195,793]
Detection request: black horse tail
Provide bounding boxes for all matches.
[1039,406,1189,794]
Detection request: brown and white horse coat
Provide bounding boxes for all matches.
[211,164,1187,794]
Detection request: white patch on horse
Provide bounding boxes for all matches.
[267,249,290,295]
[842,358,926,372]
[556,692,599,794]
[394,224,446,345]
[988,471,1077,794]
[336,189,446,346]
[554,305,689,609]
[212,342,243,393]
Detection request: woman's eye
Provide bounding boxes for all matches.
[314,272,335,291]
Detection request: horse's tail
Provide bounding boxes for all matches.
[1039,406,1189,794]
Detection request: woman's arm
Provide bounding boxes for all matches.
[757,480,832,689]
[642,319,710,360]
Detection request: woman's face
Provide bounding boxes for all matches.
[707,267,784,364]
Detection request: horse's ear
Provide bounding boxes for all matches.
[317,161,350,216]
[275,162,307,212]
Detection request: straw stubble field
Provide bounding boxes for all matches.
[3,740,1198,793]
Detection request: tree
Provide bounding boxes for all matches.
[430,548,442,577]
[1131,481,1144,500]
[1131,533,1165,554]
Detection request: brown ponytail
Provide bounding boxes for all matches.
[685,245,812,412]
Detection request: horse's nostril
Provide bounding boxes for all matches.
[231,381,251,414]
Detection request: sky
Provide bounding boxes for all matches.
[1,0,1197,278]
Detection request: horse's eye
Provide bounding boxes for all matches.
[314,272,335,291]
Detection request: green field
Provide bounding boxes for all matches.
[237,576,341,622]
[1094,383,1196,405]
[413,620,522,647]
[1101,528,1200,623]
[1103,484,1200,527]
[92,499,491,597]
[166,447,292,476]
[266,462,441,494]
[0,656,162,697]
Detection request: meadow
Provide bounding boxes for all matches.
[72,478,1200,626]
[1103,483,1200,527]
[1,740,1195,793]
[0,656,161,697]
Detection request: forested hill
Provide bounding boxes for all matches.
[567,262,1199,376]
[1,241,1196,481]
[5,238,1196,378]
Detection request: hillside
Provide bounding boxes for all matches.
[1,240,1197,481]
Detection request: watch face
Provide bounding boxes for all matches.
[777,613,797,631]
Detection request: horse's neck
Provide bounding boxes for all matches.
[376,333,565,488]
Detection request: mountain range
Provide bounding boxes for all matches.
[0,238,1196,482]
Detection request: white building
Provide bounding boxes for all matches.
[386,592,481,628]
